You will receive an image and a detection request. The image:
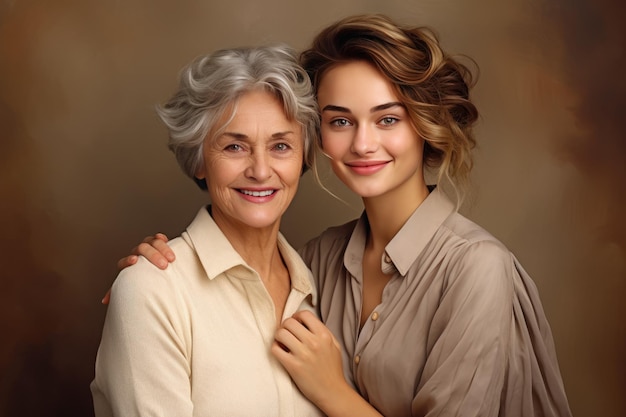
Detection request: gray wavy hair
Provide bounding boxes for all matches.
[156,45,319,189]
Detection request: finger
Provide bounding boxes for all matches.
[274,326,304,355]
[281,317,314,343]
[291,310,326,333]
[271,340,297,368]
[153,233,170,243]
[151,236,176,262]
[142,233,169,246]
[135,242,169,269]
[101,289,111,305]
[137,235,176,262]
[290,311,341,349]
[116,255,138,271]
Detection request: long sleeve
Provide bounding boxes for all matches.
[412,240,512,416]
[502,257,572,416]
[91,259,193,417]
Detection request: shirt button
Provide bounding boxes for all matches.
[354,355,361,365]
[371,311,379,321]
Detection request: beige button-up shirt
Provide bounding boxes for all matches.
[299,188,571,417]
[91,206,323,417]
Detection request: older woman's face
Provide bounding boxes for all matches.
[196,90,303,233]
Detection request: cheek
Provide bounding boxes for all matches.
[284,158,306,184]
[387,129,423,155]
[320,131,348,159]
[270,150,304,182]
[203,158,239,186]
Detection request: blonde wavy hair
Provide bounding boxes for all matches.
[301,14,479,203]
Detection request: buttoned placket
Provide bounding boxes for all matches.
[242,269,314,416]
[352,251,397,375]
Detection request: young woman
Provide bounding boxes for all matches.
[116,14,572,417]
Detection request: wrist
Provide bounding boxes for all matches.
[316,382,382,417]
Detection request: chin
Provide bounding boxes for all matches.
[340,180,386,199]
[240,212,283,229]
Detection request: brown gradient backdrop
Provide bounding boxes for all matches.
[0,0,624,416]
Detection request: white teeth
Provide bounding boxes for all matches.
[241,189,274,197]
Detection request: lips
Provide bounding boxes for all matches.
[345,160,390,175]
[239,189,276,197]
[346,160,389,167]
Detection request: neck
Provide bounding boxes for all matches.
[211,208,284,279]
[362,181,430,251]
[210,207,291,325]
[233,232,284,278]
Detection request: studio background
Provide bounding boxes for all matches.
[1,0,624,416]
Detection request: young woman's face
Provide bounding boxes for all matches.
[196,90,303,232]
[317,61,426,200]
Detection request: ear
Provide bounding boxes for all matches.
[195,166,206,180]
[194,167,208,190]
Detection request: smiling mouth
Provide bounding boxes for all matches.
[239,189,276,197]
[346,160,390,167]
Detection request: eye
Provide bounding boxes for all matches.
[273,142,291,152]
[225,143,243,152]
[330,118,352,127]
[379,117,399,127]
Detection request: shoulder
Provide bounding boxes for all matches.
[440,212,510,257]
[437,213,516,292]
[440,212,503,246]
[110,236,195,308]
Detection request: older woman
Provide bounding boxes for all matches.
[90,45,323,416]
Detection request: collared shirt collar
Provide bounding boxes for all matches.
[185,206,315,296]
[344,187,456,278]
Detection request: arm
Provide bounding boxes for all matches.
[272,310,383,417]
[92,262,192,416]
[102,233,175,304]
[412,241,514,416]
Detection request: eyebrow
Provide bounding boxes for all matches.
[321,102,404,113]
[222,130,296,140]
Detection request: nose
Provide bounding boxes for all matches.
[350,124,378,156]
[244,150,272,181]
